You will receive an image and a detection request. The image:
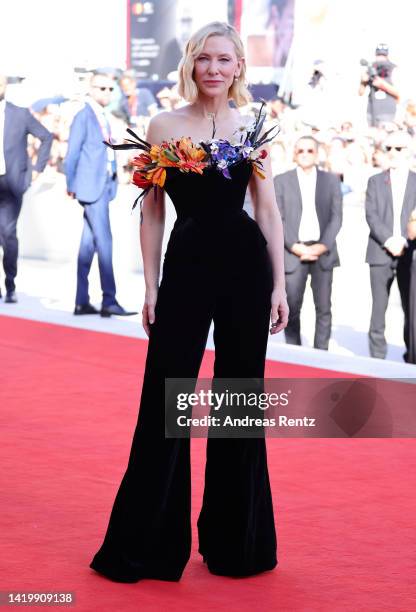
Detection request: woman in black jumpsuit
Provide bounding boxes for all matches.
[90,21,288,582]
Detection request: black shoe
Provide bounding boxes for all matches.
[74,303,99,315]
[100,303,138,317]
[4,291,17,303]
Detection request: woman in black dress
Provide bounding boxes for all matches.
[90,21,288,582]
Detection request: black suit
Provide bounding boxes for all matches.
[0,102,52,293]
[274,168,343,349]
[365,170,416,359]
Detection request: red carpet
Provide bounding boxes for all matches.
[1,315,415,611]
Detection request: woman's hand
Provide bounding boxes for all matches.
[407,219,416,241]
[270,287,289,335]
[142,287,158,337]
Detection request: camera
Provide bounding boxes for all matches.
[360,44,392,87]
[360,59,378,86]
[309,69,323,88]
[309,60,325,89]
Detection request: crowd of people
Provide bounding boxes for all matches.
[27,65,416,197]
[2,42,416,363]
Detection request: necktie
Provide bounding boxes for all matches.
[99,110,116,175]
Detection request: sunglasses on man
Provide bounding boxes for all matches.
[93,86,114,92]
[385,146,405,152]
[296,148,315,154]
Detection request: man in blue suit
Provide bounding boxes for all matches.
[65,71,136,317]
[0,74,53,302]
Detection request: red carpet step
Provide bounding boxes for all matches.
[1,316,415,611]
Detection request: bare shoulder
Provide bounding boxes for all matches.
[146,111,172,142]
[146,107,193,143]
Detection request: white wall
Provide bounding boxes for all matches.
[0,0,127,78]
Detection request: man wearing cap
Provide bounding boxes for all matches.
[359,44,400,127]
[0,73,52,302]
[365,131,416,361]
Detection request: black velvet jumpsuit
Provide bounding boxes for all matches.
[89,158,278,581]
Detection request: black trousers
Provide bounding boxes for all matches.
[90,242,278,581]
[0,176,23,293]
[369,258,411,360]
[284,260,334,349]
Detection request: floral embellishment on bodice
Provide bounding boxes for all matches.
[132,137,209,191]
[105,99,279,213]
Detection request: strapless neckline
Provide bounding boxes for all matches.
[152,135,250,148]
[104,99,279,212]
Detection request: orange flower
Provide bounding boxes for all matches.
[131,138,208,194]
[132,152,152,170]
[149,144,163,163]
[132,170,152,189]
[169,137,208,173]
[148,166,167,188]
[158,137,208,171]
[177,137,206,162]
[133,167,166,190]
[252,163,266,179]
[158,148,182,168]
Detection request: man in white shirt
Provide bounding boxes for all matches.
[274,136,343,349]
[365,131,416,361]
[0,73,52,302]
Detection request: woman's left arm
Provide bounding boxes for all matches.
[249,143,289,335]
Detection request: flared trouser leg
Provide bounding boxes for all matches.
[197,259,277,577]
[89,244,277,582]
[89,258,214,582]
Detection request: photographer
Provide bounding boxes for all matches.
[359,44,400,127]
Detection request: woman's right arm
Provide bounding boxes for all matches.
[139,113,170,336]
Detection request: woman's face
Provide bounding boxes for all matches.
[193,35,241,99]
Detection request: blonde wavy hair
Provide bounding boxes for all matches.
[177,21,252,107]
